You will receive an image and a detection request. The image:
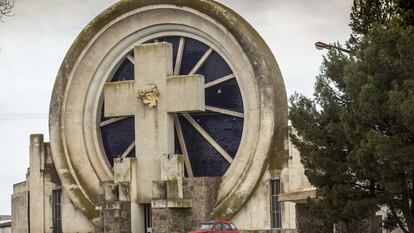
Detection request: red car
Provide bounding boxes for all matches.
[190,220,240,233]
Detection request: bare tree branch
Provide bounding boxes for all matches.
[0,0,14,23]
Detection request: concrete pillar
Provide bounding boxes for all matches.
[11,182,29,233]
[151,154,191,209]
[99,181,131,233]
[151,154,191,233]
[161,154,184,199]
[112,158,138,233]
[12,134,93,233]
[28,134,46,233]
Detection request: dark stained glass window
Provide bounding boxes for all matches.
[100,36,244,177]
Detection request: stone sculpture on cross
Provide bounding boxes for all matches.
[103,42,205,203]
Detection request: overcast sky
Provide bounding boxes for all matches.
[0,0,352,214]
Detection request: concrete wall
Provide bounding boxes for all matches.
[98,182,131,233]
[183,177,221,230]
[276,127,318,229]
[0,218,11,233]
[278,128,316,205]
[230,126,295,231]
[11,182,28,233]
[0,226,11,233]
[13,132,304,233]
[11,129,309,233]
[231,168,296,231]
[28,134,46,233]
[61,190,96,233]
[286,130,313,194]
[152,208,192,233]
[11,135,95,233]
[152,177,222,233]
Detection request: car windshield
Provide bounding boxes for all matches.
[230,224,238,230]
[200,223,214,230]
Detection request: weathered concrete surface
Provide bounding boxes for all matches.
[11,182,28,233]
[231,168,295,230]
[0,222,11,233]
[166,75,205,112]
[161,154,185,199]
[28,134,46,233]
[0,215,12,233]
[104,43,206,204]
[99,182,131,233]
[152,154,188,206]
[152,208,192,233]
[104,81,136,117]
[279,128,314,204]
[49,0,287,221]
[60,190,96,233]
[278,190,317,204]
[152,177,221,233]
[183,177,221,230]
[230,126,291,230]
[113,158,142,233]
[0,217,10,222]
[12,135,95,233]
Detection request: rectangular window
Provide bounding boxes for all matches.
[52,189,62,233]
[270,180,282,229]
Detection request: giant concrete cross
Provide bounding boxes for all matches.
[104,42,205,203]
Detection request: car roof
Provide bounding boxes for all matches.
[202,220,234,224]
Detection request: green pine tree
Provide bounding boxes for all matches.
[289,0,414,232]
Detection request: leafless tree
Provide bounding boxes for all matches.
[0,0,14,22]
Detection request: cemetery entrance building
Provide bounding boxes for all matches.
[10,1,308,233]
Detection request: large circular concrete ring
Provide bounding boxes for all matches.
[49,0,287,222]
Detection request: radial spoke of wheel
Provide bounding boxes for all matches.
[182,113,233,163]
[126,54,134,64]
[100,116,129,127]
[205,74,235,88]
[174,37,186,76]
[120,140,135,159]
[189,48,213,75]
[174,115,194,177]
[205,105,244,118]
